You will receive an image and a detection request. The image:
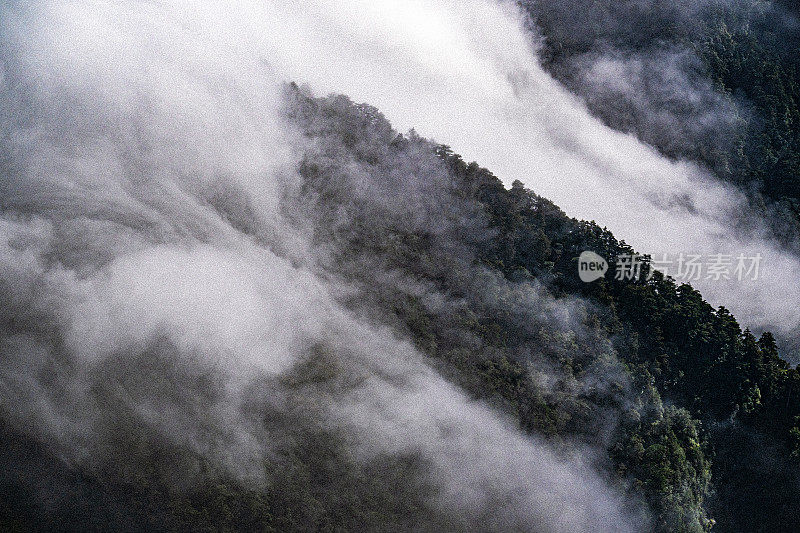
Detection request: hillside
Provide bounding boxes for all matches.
[2,87,798,532]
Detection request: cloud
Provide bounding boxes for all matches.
[263,0,800,352]
[0,1,648,530]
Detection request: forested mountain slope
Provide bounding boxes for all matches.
[3,87,799,532]
[288,88,800,532]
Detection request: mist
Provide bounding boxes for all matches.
[228,0,800,352]
[0,1,660,531]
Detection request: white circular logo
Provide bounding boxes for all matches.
[578,251,608,282]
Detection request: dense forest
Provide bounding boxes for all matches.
[2,86,799,532]
[289,90,800,532]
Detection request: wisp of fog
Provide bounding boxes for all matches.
[249,0,800,349]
